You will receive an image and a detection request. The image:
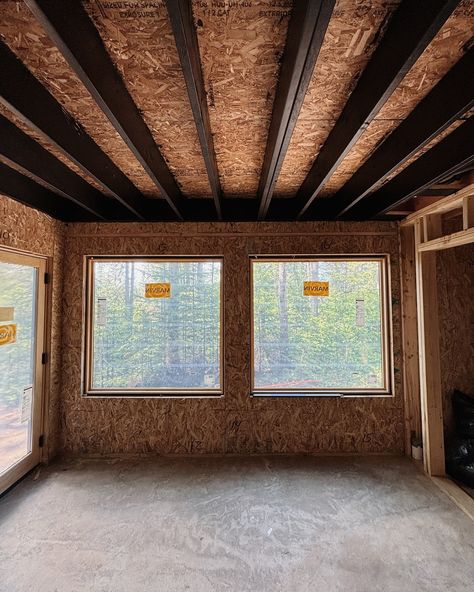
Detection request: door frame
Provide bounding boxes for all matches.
[0,248,47,495]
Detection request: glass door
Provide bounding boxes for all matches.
[0,250,46,494]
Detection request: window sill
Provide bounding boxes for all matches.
[251,391,394,398]
[82,391,224,399]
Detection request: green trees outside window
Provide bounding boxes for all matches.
[252,258,390,393]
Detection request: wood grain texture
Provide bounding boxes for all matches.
[61,220,404,455]
[437,244,474,437]
[400,225,421,454]
[316,0,473,197]
[0,194,64,461]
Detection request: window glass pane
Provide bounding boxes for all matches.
[252,259,387,391]
[0,262,36,473]
[90,259,221,391]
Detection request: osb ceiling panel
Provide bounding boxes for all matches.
[321,0,474,196]
[83,0,212,199]
[0,102,115,198]
[0,0,160,198]
[274,0,400,198]
[377,118,467,190]
[193,0,291,198]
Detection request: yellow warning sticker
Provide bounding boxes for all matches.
[0,323,16,346]
[145,283,171,298]
[304,281,329,297]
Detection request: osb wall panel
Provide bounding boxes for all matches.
[274,0,400,198]
[61,220,404,456]
[437,244,474,436]
[0,1,157,198]
[0,194,64,461]
[83,1,211,198]
[321,1,473,196]
[193,0,290,197]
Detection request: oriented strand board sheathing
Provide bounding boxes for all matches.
[192,0,291,197]
[83,1,212,199]
[319,1,474,196]
[0,1,159,198]
[274,0,400,198]
[0,103,115,198]
[322,118,467,198]
[0,194,65,460]
[60,220,404,455]
[437,244,474,437]
[379,119,467,189]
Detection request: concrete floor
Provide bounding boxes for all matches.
[0,456,473,592]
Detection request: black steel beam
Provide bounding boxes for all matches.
[344,117,474,219]
[257,0,335,219]
[166,0,222,220]
[25,0,186,219]
[0,40,147,219]
[293,0,461,219]
[0,114,123,220]
[0,161,96,221]
[319,48,474,218]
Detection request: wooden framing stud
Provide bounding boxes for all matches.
[400,224,422,455]
[422,213,443,242]
[462,195,474,230]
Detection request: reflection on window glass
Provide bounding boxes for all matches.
[252,259,388,392]
[90,259,222,392]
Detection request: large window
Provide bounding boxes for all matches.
[251,257,391,395]
[84,258,222,395]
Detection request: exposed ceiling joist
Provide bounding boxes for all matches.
[0,113,119,220]
[0,40,146,220]
[257,0,335,220]
[293,0,461,219]
[25,0,186,220]
[320,48,474,218]
[344,117,474,219]
[166,0,222,220]
[0,160,96,221]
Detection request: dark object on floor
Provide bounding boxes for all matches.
[453,390,474,438]
[446,389,474,487]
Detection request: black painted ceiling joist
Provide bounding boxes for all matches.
[166,0,222,220]
[0,40,146,220]
[0,161,97,221]
[25,0,186,220]
[0,114,123,220]
[318,48,474,219]
[293,0,461,219]
[343,117,474,219]
[257,0,335,220]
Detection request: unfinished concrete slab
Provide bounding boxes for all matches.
[1,456,473,592]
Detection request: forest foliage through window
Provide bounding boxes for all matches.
[88,259,222,393]
[252,258,389,393]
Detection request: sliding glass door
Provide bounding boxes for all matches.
[0,250,46,494]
